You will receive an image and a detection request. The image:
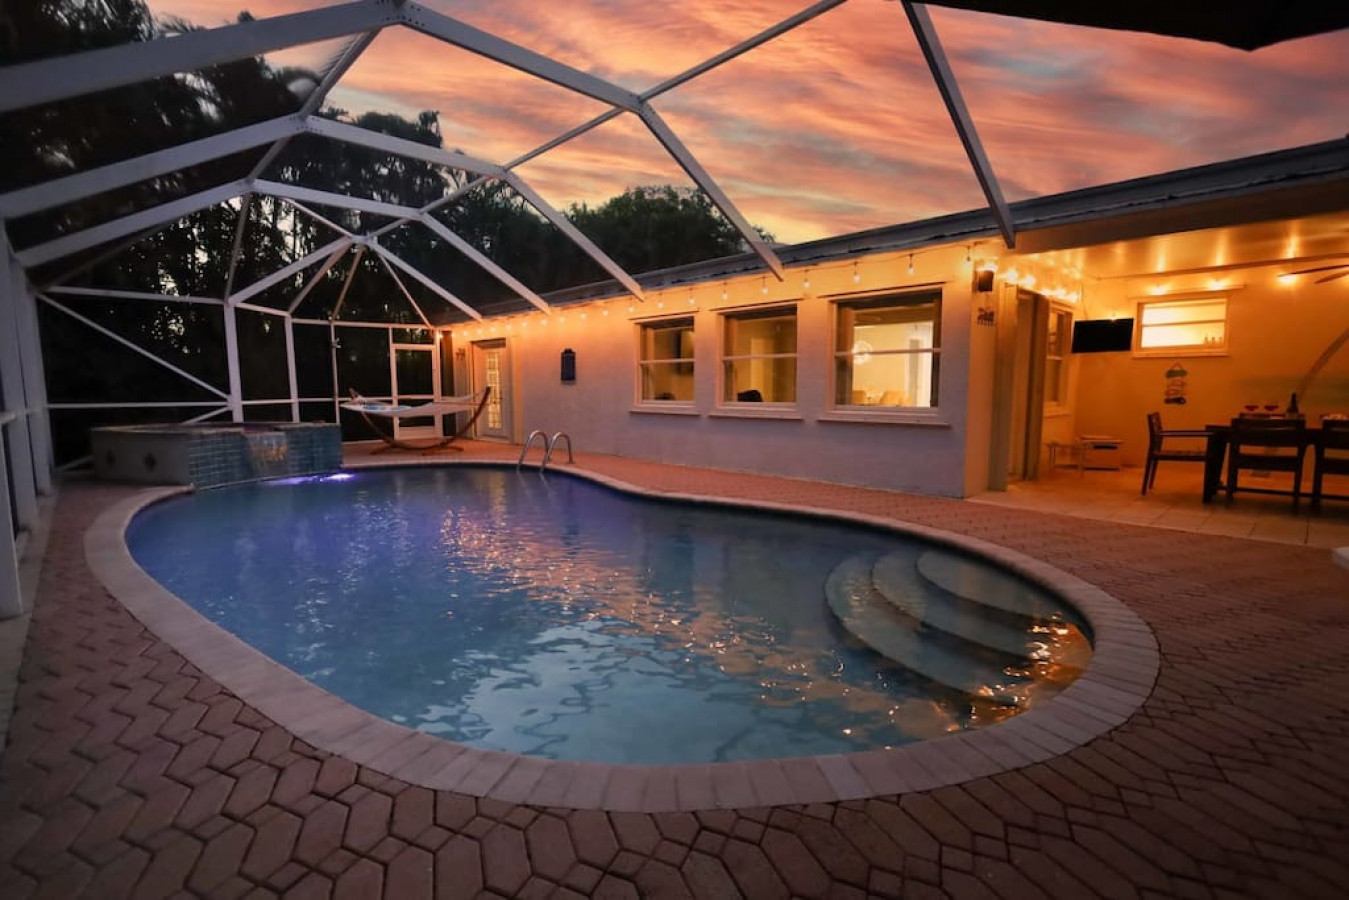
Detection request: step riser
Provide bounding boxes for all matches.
[872,551,1069,659]
[826,558,1040,701]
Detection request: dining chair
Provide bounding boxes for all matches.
[1312,419,1349,511]
[1225,416,1309,509]
[1141,411,1208,495]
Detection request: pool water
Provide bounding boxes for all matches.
[127,466,1091,764]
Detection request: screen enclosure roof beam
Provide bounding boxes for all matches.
[0,116,302,220]
[397,2,642,112]
[901,1,1015,248]
[501,174,647,301]
[418,216,552,315]
[367,241,484,322]
[228,237,354,306]
[0,0,400,114]
[637,104,785,280]
[14,181,251,267]
[250,180,423,220]
[302,116,506,178]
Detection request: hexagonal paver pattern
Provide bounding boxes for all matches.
[2,445,1348,899]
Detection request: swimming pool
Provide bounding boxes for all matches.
[126,465,1092,765]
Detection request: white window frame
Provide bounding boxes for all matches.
[831,290,942,411]
[635,315,696,405]
[1044,303,1072,411]
[719,304,798,406]
[1134,293,1229,357]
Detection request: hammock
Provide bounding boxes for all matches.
[341,386,491,453]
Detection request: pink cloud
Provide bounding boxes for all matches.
[141,1,1349,245]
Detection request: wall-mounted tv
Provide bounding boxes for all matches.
[1071,318,1134,353]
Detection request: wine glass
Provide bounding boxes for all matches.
[1244,403,1259,414]
[1263,402,1280,414]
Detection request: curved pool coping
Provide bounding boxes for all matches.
[84,461,1160,813]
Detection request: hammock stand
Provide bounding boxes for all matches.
[341,386,492,453]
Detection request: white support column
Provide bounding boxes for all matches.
[0,247,38,531]
[0,418,19,619]
[222,305,245,422]
[0,235,28,618]
[285,316,301,422]
[15,269,53,493]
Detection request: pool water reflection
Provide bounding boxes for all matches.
[127,466,1090,764]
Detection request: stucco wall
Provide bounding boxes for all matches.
[1072,265,1349,466]
[450,247,987,497]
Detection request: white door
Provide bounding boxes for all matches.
[391,343,440,441]
[471,339,510,441]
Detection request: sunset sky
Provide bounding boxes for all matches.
[147,1,1349,245]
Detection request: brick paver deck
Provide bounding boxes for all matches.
[3,443,1348,898]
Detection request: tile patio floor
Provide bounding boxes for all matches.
[2,441,1348,898]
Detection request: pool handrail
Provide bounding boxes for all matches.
[543,432,574,468]
[517,430,548,468]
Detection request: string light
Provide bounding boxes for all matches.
[721,282,728,301]
[907,254,915,276]
[852,261,861,284]
[803,270,812,290]
[761,276,768,296]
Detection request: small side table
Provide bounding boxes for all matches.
[1078,435,1122,471]
[1046,441,1079,469]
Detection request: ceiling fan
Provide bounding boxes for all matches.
[1287,262,1349,283]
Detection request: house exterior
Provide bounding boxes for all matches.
[447,139,1349,498]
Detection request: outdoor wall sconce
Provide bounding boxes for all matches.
[561,348,576,383]
[976,269,996,292]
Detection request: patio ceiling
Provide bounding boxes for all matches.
[1,1,1347,325]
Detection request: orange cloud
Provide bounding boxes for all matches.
[142,0,1349,245]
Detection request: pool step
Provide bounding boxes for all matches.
[825,555,1031,700]
[914,547,1067,621]
[872,550,1056,658]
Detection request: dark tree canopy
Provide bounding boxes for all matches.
[5,0,773,461]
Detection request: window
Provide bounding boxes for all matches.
[722,306,797,403]
[1044,306,1072,407]
[1136,296,1227,354]
[834,293,940,408]
[637,317,695,401]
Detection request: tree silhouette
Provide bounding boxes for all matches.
[4,0,774,462]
